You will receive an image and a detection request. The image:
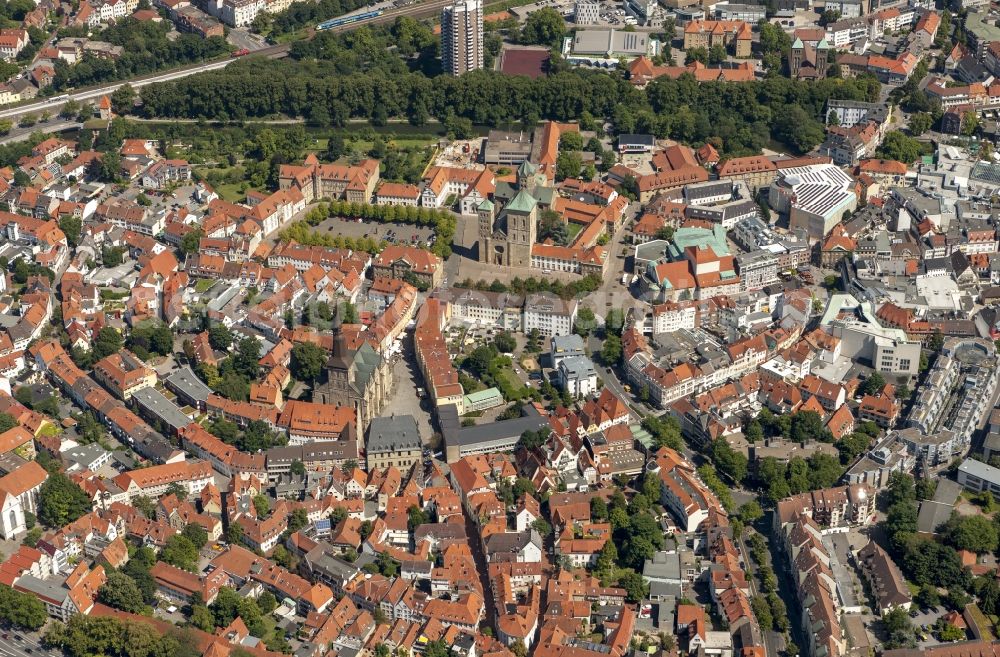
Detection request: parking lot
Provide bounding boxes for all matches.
[908,606,950,646]
[314,215,436,247]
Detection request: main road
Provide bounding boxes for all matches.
[0,0,456,123]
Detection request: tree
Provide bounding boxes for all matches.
[774,105,825,154]
[861,372,886,396]
[685,46,708,64]
[591,496,608,521]
[929,330,945,353]
[0,412,17,433]
[494,332,517,354]
[240,420,284,453]
[902,538,967,590]
[214,371,250,401]
[132,495,156,520]
[605,309,625,336]
[759,20,791,55]
[915,583,940,611]
[595,539,617,578]
[407,505,429,531]
[908,112,933,136]
[538,210,569,245]
[790,410,830,443]
[883,501,918,551]
[751,595,773,630]
[93,327,124,360]
[600,334,622,365]
[376,551,399,577]
[425,641,450,657]
[738,501,763,524]
[980,575,1000,615]
[340,301,360,324]
[110,83,136,114]
[190,604,215,632]
[708,44,727,65]
[915,478,937,502]
[21,526,41,547]
[939,513,998,554]
[642,415,683,451]
[286,508,308,537]
[182,523,208,549]
[519,429,547,450]
[59,215,82,247]
[560,131,583,151]
[883,607,915,649]
[208,324,232,351]
[97,571,148,614]
[556,151,582,181]
[884,472,916,508]
[98,150,121,183]
[877,131,926,164]
[180,228,203,255]
[963,111,979,137]
[0,584,47,630]
[769,593,789,632]
[207,417,240,444]
[252,494,270,518]
[574,307,597,338]
[290,342,326,383]
[232,336,261,379]
[936,619,966,642]
[711,439,748,483]
[161,534,199,571]
[165,482,188,502]
[617,570,649,603]
[836,432,871,464]
[38,473,91,527]
[123,546,157,605]
[532,517,552,537]
[520,7,565,47]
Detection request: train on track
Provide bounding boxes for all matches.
[316,9,383,30]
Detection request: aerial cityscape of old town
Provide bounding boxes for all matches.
[5,0,1000,655]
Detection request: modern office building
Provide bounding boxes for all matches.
[442,0,483,76]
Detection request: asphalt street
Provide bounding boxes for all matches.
[0,0,459,123]
[0,121,80,145]
[0,631,57,657]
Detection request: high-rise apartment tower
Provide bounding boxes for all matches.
[441,0,484,76]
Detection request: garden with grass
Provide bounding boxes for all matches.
[457,340,533,404]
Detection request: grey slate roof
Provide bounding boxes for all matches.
[367,415,421,454]
[131,387,192,433]
[165,365,212,405]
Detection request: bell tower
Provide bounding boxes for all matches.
[477,199,495,264]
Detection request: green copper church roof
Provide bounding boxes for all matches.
[517,160,537,177]
[506,189,538,214]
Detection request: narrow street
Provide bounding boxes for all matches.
[737,527,784,657]
[462,509,500,631]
